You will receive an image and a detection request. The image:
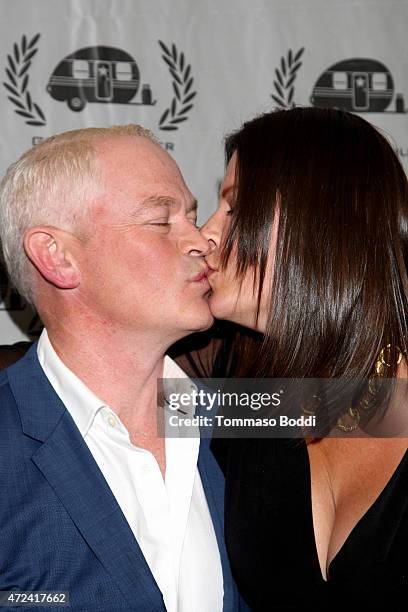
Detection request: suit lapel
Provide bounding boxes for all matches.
[7,345,164,611]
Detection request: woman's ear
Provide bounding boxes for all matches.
[23,226,80,289]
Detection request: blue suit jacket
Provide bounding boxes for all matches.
[0,344,245,611]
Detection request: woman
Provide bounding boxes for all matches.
[199,107,408,610]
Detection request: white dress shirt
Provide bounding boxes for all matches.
[37,329,223,612]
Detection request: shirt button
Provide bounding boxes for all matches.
[107,415,117,427]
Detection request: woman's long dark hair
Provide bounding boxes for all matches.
[220,107,408,382]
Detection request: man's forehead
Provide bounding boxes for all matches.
[96,135,179,182]
[98,134,171,166]
[96,137,194,203]
[97,133,158,154]
[102,182,196,209]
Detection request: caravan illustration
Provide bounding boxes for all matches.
[47,45,155,111]
[310,58,396,113]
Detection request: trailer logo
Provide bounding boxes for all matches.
[3,34,197,131]
[47,45,155,111]
[310,58,405,113]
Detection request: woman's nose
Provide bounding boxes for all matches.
[200,214,220,249]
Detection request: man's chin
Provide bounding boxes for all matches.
[179,313,214,339]
[188,312,214,333]
[201,314,215,332]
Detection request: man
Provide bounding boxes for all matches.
[0,126,240,611]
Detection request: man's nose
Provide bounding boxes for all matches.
[179,225,211,257]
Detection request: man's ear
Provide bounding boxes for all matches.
[23,226,80,289]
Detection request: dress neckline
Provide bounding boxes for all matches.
[304,442,408,582]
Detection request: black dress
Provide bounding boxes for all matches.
[212,437,408,611]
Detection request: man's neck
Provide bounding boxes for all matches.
[45,321,170,434]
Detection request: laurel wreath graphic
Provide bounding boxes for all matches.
[3,33,46,127]
[271,47,305,108]
[158,41,196,131]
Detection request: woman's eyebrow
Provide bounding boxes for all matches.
[220,185,234,201]
[186,200,198,214]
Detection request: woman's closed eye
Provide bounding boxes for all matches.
[187,214,198,227]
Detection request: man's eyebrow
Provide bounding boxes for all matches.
[130,195,198,218]
[140,195,197,210]
[140,195,176,209]
[127,196,175,219]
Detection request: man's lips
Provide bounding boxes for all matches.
[192,272,208,282]
[190,264,211,282]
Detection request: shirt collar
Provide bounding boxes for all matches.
[162,355,197,419]
[37,329,106,437]
[37,329,197,434]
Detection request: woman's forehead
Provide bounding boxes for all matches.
[221,152,237,193]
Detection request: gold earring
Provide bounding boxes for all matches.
[337,406,360,432]
[337,344,403,432]
[302,394,321,416]
[375,344,403,376]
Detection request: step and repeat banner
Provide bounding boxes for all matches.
[1,0,408,341]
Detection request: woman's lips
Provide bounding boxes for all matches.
[205,263,218,275]
[206,266,218,289]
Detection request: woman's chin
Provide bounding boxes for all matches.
[208,294,266,333]
[208,292,248,328]
[208,292,233,322]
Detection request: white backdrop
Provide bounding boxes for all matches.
[1,0,408,341]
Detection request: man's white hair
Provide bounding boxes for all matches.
[0,124,157,304]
